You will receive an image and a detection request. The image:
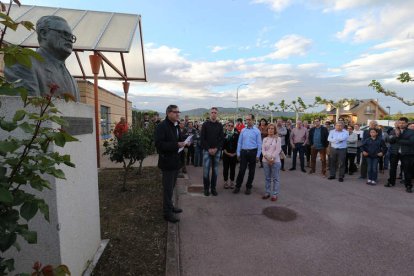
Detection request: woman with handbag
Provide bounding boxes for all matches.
[261,124,282,201]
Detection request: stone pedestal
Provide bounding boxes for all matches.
[1,96,101,275]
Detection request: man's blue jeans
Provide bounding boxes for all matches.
[367,157,379,181]
[203,150,221,191]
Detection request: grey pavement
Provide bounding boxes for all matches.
[178,157,414,276]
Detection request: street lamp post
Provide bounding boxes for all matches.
[386,106,391,126]
[236,83,248,123]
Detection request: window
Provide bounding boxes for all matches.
[365,105,372,114]
[100,105,111,139]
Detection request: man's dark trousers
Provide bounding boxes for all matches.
[401,155,414,189]
[388,153,401,185]
[360,156,367,178]
[292,143,305,170]
[162,170,178,216]
[330,148,347,178]
[236,149,257,189]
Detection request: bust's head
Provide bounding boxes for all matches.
[37,16,75,61]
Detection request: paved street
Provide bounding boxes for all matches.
[178,158,414,276]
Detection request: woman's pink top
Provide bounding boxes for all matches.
[262,136,282,163]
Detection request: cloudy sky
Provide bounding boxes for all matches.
[24,0,414,113]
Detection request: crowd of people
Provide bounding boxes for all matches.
[154,105,414,223]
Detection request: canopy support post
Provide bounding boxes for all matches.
[89,52,102,168]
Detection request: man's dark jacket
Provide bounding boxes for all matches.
[200,120,224,150]
[308,126,329,148]
[155,118,183,171]
[389,128,414,156]
[386,128,400,155]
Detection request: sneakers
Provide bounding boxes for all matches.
[366,180,376,185]
[233,187,240,194]
[271,195,278,201]
[224,181,229,189]
[211,189,218,196]
[229,181,235,189]
[366,180,372,185]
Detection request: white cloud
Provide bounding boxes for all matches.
[335,2,414,42]
[321,0,408,11]
[265,34,312,59]
[251,0,293,12]
[341,38,414,80]
[98,40,413,114]
[210,46,227,53]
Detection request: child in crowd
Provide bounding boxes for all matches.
[362,129,387,185]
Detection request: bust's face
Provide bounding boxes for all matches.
[43,20,74,60]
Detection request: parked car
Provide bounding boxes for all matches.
[360,125,393,134]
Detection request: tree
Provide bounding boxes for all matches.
[103,126,155,191]
[315,97,356,123]
[369,72,414,106]
[252,101,279,123]
[288,97,318,121]
[300,112,328,123]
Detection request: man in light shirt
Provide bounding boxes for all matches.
[234,114,262,195]
[328,122,349,182]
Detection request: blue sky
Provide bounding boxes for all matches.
[23,0,414,113]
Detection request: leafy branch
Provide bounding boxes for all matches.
[369,72,413,106]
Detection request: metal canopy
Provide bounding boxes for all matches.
[4,4,147,82]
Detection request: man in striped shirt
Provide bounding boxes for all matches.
[289,120,308,173]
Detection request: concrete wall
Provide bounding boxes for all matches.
[1,96,101,275]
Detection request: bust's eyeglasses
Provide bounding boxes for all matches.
[48,28,77,43]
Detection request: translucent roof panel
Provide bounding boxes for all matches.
[96,13,139,52]
[3,4,146,81]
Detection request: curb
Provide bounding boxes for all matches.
[165,173,192,276]
[165,218,180,276]
[165,185,182,276]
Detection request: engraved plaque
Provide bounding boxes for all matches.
[61,117,93,136]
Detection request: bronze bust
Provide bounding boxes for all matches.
[5,15,80,101]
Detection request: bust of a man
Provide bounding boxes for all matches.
[5,15,80,101]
